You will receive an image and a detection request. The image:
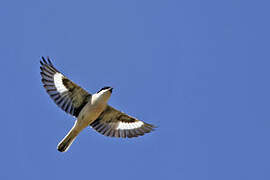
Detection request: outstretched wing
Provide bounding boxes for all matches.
[40,57,91,117]
[90,106,155,138]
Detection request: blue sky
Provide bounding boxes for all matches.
[1,0,270,179]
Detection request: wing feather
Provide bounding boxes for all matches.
[40,57,91,117]
[90,106,155,138]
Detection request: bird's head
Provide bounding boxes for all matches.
[97,86,113,94]
[95,86,113,102]
[96,86,113,97]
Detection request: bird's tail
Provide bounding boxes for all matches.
[57,129,78,152]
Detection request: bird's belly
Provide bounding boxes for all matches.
[76,102,106,130]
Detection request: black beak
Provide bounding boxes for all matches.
[109,87,113,93]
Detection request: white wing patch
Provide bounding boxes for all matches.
[40,57,91,117]
[90,106,155,138]
[116,121,144,130]
[53,73,68,93]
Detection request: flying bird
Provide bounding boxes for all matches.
[40,57,155,152]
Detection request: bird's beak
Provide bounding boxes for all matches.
[109,87,113,93]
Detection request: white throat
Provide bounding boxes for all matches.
[92,90,111,105]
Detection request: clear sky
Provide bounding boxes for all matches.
[1,0,270,179]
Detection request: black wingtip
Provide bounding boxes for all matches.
[41,56,53,65]
[145,122,157,129]
[41,56,46,63]
[47,56,53,65]
[151,124,158,129]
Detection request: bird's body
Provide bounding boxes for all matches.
[40,57,155,152]
[58,90,111,151]
[77,91,111,131]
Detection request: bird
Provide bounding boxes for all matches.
[40,57,155,152]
